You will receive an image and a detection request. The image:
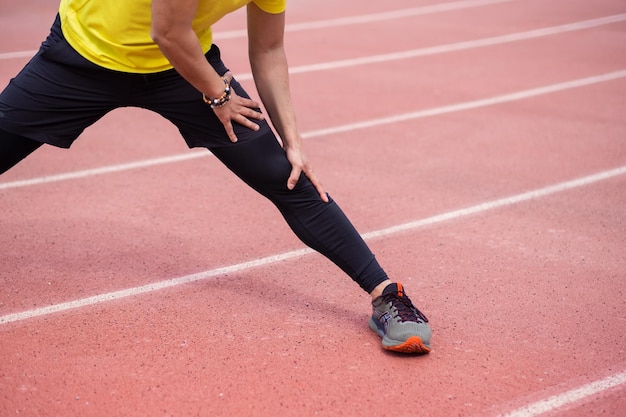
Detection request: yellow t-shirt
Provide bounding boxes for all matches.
[58,0,286,73]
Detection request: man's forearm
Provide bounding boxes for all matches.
[251,48,301,149]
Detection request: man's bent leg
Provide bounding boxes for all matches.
[210,131,389,294]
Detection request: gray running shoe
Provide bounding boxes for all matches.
[368,283,432,353]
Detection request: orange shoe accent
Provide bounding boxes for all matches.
[383,336,431,354]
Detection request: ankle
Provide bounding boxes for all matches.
[369,279,393,299]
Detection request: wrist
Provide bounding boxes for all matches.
[202,76,231,108]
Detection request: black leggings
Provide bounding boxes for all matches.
[0,129,43,174]
[0,128,388,293]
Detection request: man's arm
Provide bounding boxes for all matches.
[151,0,263,142]
[247,3,328,201]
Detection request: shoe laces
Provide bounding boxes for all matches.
[383,292,429,324]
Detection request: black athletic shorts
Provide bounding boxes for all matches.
[0,15,271,149]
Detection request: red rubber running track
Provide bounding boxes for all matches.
[1,0,625,416]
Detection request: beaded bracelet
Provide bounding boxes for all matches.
[202,77,231,108]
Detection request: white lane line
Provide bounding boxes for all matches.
[0,0,514,59]
[0,248,311,326]
[301,70,626,138]
[0,151,211,190]
[213,0,515,40]
[362,166,626,241]
[497,370,626,417]
[1,164,626,326]
[1,70,624,191]
[236,13,626,80]
[0,50,34,60]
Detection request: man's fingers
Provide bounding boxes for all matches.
[223,121,238,143]
[308,173,328,203]
[287,167,301,190]
[314,182,329,203]
[212,91,266,141]
[248,108,264,120]
[287,165,329,203]
[238,96,260,109]
[232,112,261,132]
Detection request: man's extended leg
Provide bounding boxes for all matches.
[0,129,44,174]
[211,131,388,293]
[210,132,432,353]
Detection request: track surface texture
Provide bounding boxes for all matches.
[1,0,625,416]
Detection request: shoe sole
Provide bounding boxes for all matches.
[369,318,432,354]
[382,336,431,354]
